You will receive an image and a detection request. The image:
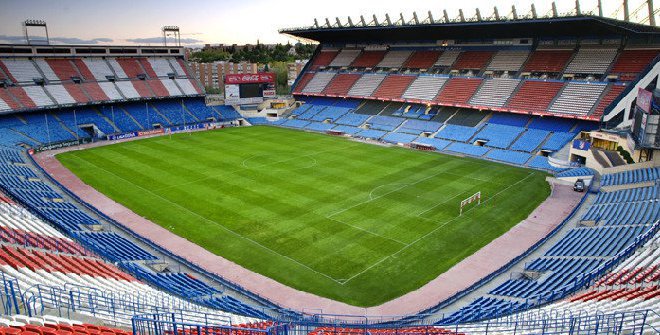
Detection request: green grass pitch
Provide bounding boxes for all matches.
[56,126,550,307]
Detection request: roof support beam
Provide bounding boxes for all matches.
[531,4,538,18]
[624,0,630,21]
[552,2,559,17]
[443,10,450,23]
[512,5,518,20]
[493,6,500,20]
[475,8,482,21]
[576,0,582,15]
[458,9,465,22]
[649,0,656,26]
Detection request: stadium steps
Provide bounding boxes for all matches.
[8,128,41,145]
[558,48,579,77]
[77,84,95,102]
[117,106,145,130]
[588,82,615,116]
[148,104,173,125]
[181,103,202,122]
[49,113,80,138]
[111,82,128,100]
[603,150,626,167]
[92,107,121,133]
[591,148,612,168]
[2,88,25,109]
[29,59,50,84]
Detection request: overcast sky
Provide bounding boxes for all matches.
[0,0,652,46]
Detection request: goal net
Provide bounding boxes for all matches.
[460,191,481,215]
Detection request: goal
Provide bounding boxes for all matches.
[460,191,481,215]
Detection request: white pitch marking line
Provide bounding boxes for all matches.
[77,156,348,284]
[339,171,537,285]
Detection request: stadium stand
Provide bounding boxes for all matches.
[522,49,573,73]
[377,50,413,68]
[401,76,448,101]
[302,72,336,94]
[609,48,660,80]
[403,51,441,69]
[435,78,483,105]
[371,75,416,99]
[350,51,387,68]
[548,82,606,116]
[592,84,626,118]
[322,73,361,96]
[468,78,520,107]
[434,50,461,68]
[309,50,339,70]
[486,50,530,72]
[347,74,386,97]
[506,80,565,113]
[329,49,361,67]
[451,51,494,71]
[563,48,618,75]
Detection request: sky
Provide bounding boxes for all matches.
[0,0,653,47]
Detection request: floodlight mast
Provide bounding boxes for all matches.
[162,26,181,46]
[23,19,49,45]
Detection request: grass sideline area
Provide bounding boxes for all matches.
[57,126,550,307]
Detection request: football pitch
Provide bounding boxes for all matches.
[57,126,550,306]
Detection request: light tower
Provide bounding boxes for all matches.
[23,19,49,45]
[162,26,181,46]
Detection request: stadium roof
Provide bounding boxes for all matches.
[280,15,660,43]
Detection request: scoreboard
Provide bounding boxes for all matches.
[224,73,276,105]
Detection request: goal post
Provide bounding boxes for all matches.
[460,191,481,216]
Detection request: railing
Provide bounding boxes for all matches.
[132,312,289,335]
[21,280,221,326]
[0,272,24,315]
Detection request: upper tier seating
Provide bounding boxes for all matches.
[403,51,441,69]
[322,73,361,96]
[435,78,483,105]
[523,50,573,73]
[371,75,416,99]
[310,50,339,70]
[451,51,494,70]
[468,78,520,107]
[23,86,55,107]
[44,59,81,81]
[377,50,413,68]
[507,80,565,113]
[564,48,618,74]
[81,58,115,81]
[350,51,386,68]
[329,49,361,67]
[33,59,59,82]
[486,50,530,72]
[45,85,76,105]
[301,72,335,94]
[146,57,175,77]
[66,83,94,103]
[114,58,145,78]
[347,74,386,97]
[609,49,660,78]
[97,82,123,100]
[402,76,448,101]
[434,50,461,67]
[104,58,128,79]
[548,82,606,116]
[1,59,42,83]
[592,84,626,119]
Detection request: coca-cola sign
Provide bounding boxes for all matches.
[224,73,275,84]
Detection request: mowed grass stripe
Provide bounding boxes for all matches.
[57,126,550,306]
